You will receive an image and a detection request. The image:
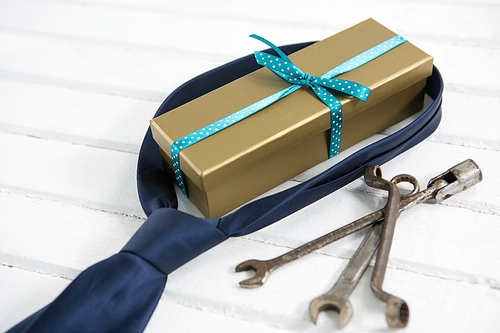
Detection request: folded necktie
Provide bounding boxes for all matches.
[7,42,443,333]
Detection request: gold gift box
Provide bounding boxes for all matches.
[150,18,434,218]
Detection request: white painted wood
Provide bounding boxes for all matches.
[1,0,499,332]
[3,167,498,286]
[0,265,71,331]
[0,191,142,271]
[420,92,500,150]
[0,79,158,152]
[0,30,222,100]
[159,236,500,332]
[0,3,498,98]
[0,265,296,333]
[1,0,498,50]
[0,131,144,216]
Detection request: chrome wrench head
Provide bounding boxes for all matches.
[309,294,353,329]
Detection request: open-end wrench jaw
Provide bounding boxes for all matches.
[235,259,270,288]
[309,296,353,329]
[309,223,383,329]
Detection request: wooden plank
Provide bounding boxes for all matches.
[0,9,498,100]
[1,124,497,219]
[0,131,144,217]
[0,191,141,271]
[2,225,499,332]
[295,136,499,210]
[0,79,158,152]
[417,41,500,97]
[161,235,500,332]
[0,265,295,333]
[3,220,498,333]
[0,125,498,270]
[0,26,498,97]
[430,91,500,150]
[2,76,499,154]
[146,294,298,333]
[252,191,500,286]
[0,265,71,332]
[0,0,498,51]
[0,30,223,100]
[1,154,499,288]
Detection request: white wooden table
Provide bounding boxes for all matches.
[1,1,499,332]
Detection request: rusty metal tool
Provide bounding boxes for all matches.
[364,165,408,328]
[236,159,482,289]
[309,171,419,329]
[309,223,383,329]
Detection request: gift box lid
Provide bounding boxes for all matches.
[150,18,433,193]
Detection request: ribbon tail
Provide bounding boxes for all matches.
[250,34,291,62]
[310,85,343,157]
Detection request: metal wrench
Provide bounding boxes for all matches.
[309,223,383,329]
[309,172,420,329]
[364,165,408,328]
[236,159,482,288]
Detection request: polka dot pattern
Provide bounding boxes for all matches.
[171,84,301,196]
[171,35,407,196]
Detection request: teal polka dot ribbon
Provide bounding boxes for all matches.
[171,34,407,196]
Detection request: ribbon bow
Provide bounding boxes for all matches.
[251,34,371,159]
[171,34,407,196]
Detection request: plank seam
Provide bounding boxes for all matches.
[234,236,500,289]
[0,123,141,154]
[0,187,147,220]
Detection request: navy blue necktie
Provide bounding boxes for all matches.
[7,42,443,333]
